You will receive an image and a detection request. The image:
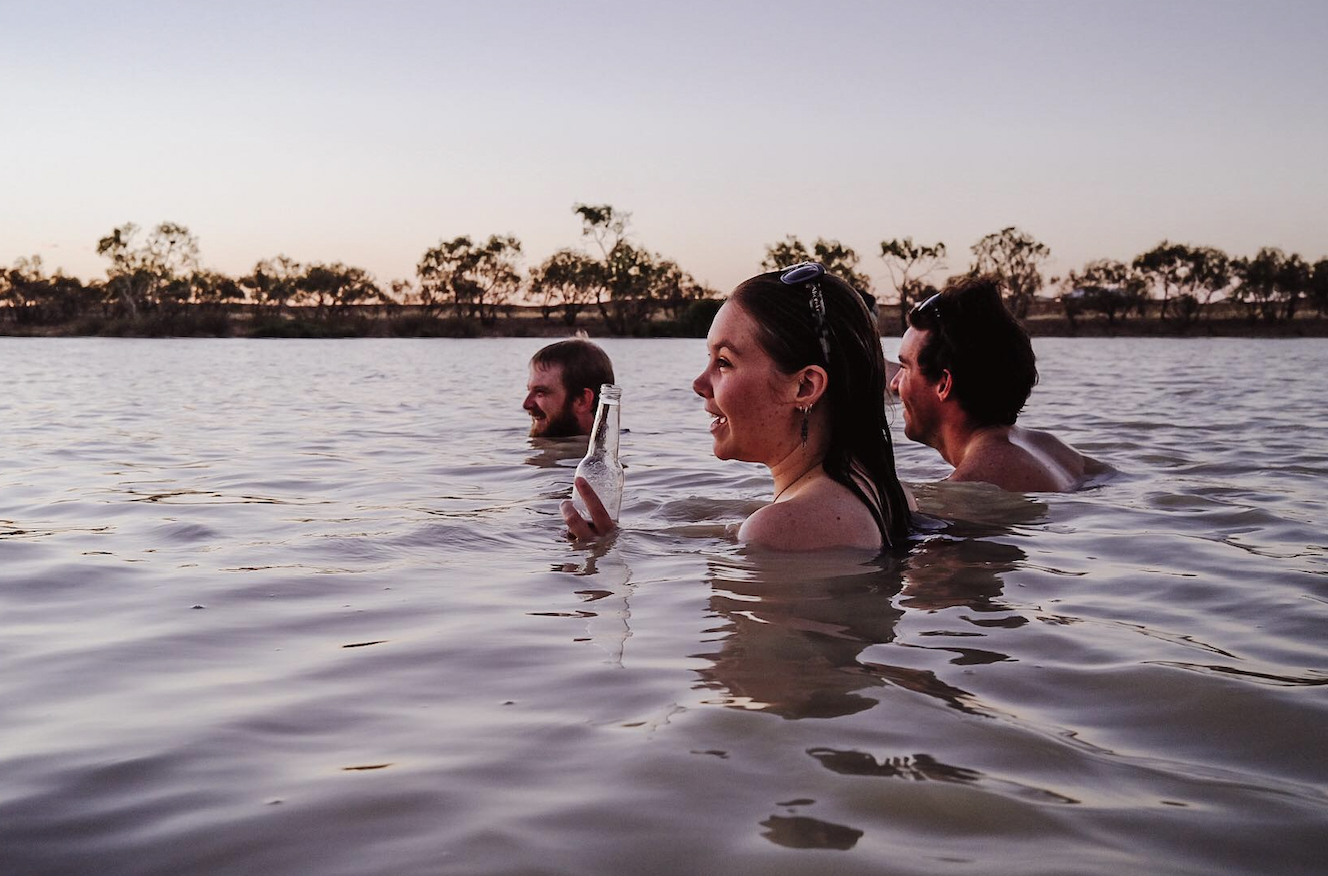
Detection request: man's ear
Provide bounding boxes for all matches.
[935,369,954,401]
[571,387,596,416]
[793,365,829,408]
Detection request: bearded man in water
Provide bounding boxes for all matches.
[523,339,615,438]
[889,276,1108,491]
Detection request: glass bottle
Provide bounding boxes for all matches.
[572,383,623,521]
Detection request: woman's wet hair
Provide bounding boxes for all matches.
[907,276,1037,427]
[730,268,911,548]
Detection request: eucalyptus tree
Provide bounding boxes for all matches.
[657,266,715,320]
[1276,253,1311,321]
[294,262,382,320]
[969,227,1049,319]
[529,249,606,326]
[598,241,682,334]
[241,255,304,316]
[0,261,11,320]
[2,255,46,323]
[878,237,947,329]
[96,221,200,318]
[1189,247,1234,312]
[190,270,245,310]
[2,255,93,325]
[1060,259,1148,327]
[1132,242,1231,321]
[573,203,637,329]
[386,279,416,307]
[417,234,523,326]
[573,203,690,333]
[575,203,631,262]
[1231,248,1281,321]
[760,235,873,297]
[1311,259,1328,316]
[1231,248,1309,322]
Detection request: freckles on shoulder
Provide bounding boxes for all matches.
[737,501,876,552]
[736,502,799,549]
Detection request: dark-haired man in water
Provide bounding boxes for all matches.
[889,276,1108,492]
[523,339,615,438]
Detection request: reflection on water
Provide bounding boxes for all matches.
[808,748,981,782]
[523,434,588,470]
[697,552,906,718]
[694,530,1033,722]
[908,479,1052,528]
[2,337,1326,876]
[900,534,1026,615]
[760,813,864,850]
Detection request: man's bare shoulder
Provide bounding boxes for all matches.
[952,426,1098,492]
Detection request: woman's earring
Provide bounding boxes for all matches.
[800,405,810,446]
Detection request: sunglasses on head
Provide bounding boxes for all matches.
[779,261,831,363]
[909,290,944,325]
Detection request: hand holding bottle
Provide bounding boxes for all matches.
[561,476,617,541]
[561,383,623,542]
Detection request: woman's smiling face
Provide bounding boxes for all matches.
[692,301,797,463]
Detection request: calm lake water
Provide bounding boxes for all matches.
[2,336,1325,876]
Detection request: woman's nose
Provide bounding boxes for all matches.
[692,370,710,397]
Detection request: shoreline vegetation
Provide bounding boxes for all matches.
[5,205,1325,339]
[3,302,1326,340]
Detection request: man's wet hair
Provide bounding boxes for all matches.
[530,338,615,406]
[906,275,1038,427]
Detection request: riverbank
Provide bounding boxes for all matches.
[1020,313,1328,338]
[3,303,1325,339]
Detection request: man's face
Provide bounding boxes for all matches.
[889,327,944,446]
[524,363,582,438]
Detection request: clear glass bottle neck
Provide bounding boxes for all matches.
[588,390,620,458]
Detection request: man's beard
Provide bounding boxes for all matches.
[530,402,581,438]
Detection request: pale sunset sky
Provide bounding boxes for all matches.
[3,0,1325,297]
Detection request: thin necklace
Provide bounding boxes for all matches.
[773,461,821,503]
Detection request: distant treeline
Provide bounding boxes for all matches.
[4,205,1326,337]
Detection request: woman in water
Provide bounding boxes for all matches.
[563,263,912,552]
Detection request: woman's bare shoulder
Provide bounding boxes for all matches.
[738,479,881,552]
